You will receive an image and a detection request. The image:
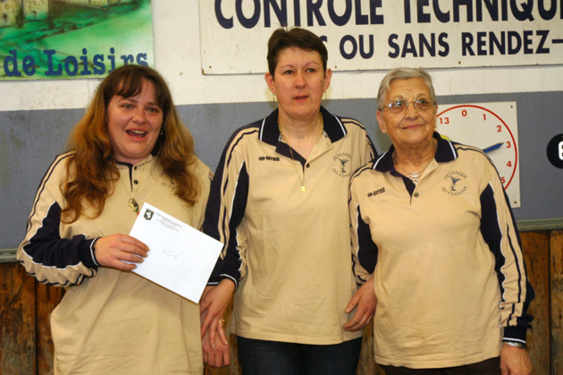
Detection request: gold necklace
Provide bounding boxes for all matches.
[120,163,146,214]
[277,115,324,192]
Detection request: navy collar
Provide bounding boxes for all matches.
[258,106,348,147]
[373,131,458,172]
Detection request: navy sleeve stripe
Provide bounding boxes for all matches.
[26,153,73,231]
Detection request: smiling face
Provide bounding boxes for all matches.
[376,77,437,151]
[106,79,163,164]
[265,47,331,123]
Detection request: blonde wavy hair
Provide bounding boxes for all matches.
[61,64,200,223]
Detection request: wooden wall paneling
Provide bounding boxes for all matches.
[356,322,375,375]
[227,335,240,374]
[356,321,385,375]
[520,231,550,374]
[1,262,37,375]
[551,230,563,375]
[36,284,64,375]
[2,230,562,374]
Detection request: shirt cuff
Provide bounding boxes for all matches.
[503,326,527,344]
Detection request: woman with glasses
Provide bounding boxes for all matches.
[349,67,534,374]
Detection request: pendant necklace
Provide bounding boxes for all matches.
[278,116,324,192]
[403,168,424,185]
[120,164,146,214]
[395,140,437,185]
[396,163,430,185]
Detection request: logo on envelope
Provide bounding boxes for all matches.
[144,209,154,220]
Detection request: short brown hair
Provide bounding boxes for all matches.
[267,27,328,75]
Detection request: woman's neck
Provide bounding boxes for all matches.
[278,112,324,159]
[393,137,437,173]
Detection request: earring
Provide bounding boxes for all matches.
[323,90,327,100]
[272,93,276,102]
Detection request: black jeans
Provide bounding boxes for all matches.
[237,336,363,375]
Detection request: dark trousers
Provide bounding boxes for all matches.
[380,357,501,375]
[237,336,363,375]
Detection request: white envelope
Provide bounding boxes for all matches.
[129,202,222,303]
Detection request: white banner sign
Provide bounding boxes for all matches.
[199,0,563,74]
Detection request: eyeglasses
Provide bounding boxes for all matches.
[382,98,437,114]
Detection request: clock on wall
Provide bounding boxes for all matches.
[436,102,521,208]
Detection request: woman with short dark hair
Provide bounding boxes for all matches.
[200,27,378,374]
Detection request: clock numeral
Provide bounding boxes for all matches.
[436,103,518,204]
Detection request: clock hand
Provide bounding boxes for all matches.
[483,142,504,153]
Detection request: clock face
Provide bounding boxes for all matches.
[436,102,521,208]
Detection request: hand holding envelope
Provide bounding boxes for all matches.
[128,203,222,303]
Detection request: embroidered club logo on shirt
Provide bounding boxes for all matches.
[442,171,468,196]
[332,152,352,177]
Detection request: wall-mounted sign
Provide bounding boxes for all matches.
[547,134,563,169]
[436,102,520,208]
[199,1,563,74]
[0,0,154,80]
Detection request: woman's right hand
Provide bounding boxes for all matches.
[201,312,231,367]
[200,279,235,345]
[343,276,377,331]
[94,234,149,271]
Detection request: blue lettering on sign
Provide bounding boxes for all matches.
[340,34,375,60]
[3,50,22,77]
[2,48,150,77]
[214,0,385,29]
[208,0,561,64]
[237,0,261,28]
[387,33,449,58]
[264,0,287,27]
[403,0,563,23]
[45,50,63,76]
[462,30,551,56]
[80,48,92,76]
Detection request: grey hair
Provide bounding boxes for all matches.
[376,68,436,110]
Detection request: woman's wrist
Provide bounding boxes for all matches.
[504,341,526,349]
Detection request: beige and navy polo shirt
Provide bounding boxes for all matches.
[204,106,376,345]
